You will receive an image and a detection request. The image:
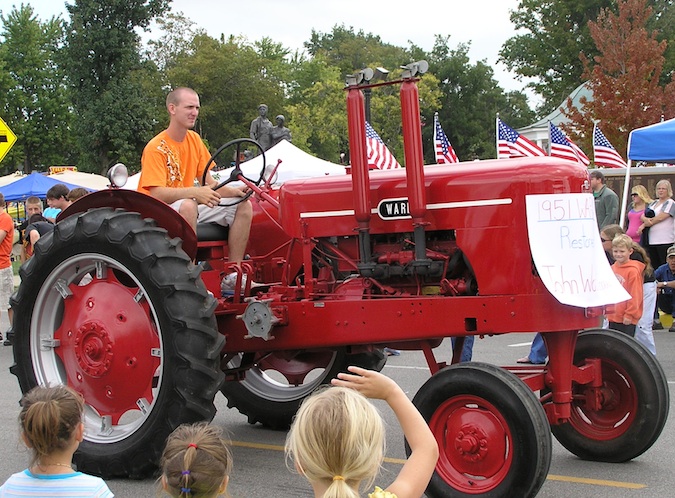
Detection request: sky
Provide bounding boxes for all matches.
[10,0,527,94]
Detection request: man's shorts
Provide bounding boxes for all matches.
[170,199,239,227]
[0,266,14,311]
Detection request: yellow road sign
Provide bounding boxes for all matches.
[0,117,17,163]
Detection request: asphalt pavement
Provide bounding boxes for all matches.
[0,323,673,497]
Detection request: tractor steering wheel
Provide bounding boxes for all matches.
[201,138,267,206]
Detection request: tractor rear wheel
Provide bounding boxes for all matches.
[412,362,551,498]
[10,208,225,478]
[221,348,386,429]
[550,328,669,462]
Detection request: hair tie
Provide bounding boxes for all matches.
[187,443,198,449]
[333,475,345,481]
[181,470,191,475]
[180,487,191,494]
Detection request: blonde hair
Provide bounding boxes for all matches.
[19,385,84,467]
[160,423,232,498]
[656,179,673,197]
[631,184,653,204]
[285,387,385,498]
[612,233,634,251]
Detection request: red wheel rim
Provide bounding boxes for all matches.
[430,394,513,494]
[567,359,638,440]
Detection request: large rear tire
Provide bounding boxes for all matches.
[10,208,225,478]
[221,348,386,429]
[550,328,669,462]
[412,362,551,498]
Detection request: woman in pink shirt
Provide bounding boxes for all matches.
[626,184,652,244]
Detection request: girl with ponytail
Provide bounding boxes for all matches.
[285,367,438,498]
[160,423,232,498]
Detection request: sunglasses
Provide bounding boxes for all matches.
[631,193,639,196]
[600,237,611,243]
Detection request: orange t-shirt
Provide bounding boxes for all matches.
[0,211,14,269]
[138,130,211,194]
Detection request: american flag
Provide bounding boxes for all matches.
[548,122,590,165]
[497,118,546,158]
[593,124,627,168]
[366,121,401,169]
[433,113,459,164]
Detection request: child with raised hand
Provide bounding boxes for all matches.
[160,422,232,498]
[0,385,113,497]
[285,366,439,498]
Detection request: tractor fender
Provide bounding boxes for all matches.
[58,189,198,258]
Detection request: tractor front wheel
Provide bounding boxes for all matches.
[550,328,669,462]
[412,362,551,498]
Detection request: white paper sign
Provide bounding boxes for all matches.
[526,193,630,308]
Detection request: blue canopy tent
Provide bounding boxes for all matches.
[0,172,89,202]
[627,118,675,162]
[616,118,675,224]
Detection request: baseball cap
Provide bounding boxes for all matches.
[667,246,675,258]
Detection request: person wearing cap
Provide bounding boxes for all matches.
[654,245,675,332]
[590,170,619,230]
[249,104,273,151]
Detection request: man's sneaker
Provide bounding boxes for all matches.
[653,320,664,330]
[221,272,248,296]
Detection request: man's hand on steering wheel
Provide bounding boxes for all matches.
[214,184,250,200]
[194,185,222,208]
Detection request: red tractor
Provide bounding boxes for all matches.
[10,64,668,498]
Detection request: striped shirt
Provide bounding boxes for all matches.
[0,469,113,497]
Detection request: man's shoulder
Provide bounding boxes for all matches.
[146,130,169,148]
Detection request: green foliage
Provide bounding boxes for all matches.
[0,4,542,174]
[0,5,72,174]
[63,0,170,173]
[565,0,675,156]
[427,36,534,161]
[165,33,286,149]
[499,0,612,114]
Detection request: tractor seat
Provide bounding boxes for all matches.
[196,222,229,242]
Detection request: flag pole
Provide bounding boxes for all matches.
[495,113,500,159]
[619,159,632,227]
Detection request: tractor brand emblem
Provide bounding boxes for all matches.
[377,198,411,220]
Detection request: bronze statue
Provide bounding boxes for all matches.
[271,115,292,146]
[250,104,273,151]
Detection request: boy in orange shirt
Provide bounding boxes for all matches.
[607,234,645,336]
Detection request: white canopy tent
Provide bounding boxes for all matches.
[236,139,347,185]
[49,170,111,190]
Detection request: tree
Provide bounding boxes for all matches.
[499,0,612,114]
[305,25,409,79]
[428,36,534,161]
[63,0,169,173]
[0,5,72,174]
[145,11,205,74]
[165,33,286,150]
[565,0,675,156]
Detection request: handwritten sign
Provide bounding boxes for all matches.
[526,193,630,308]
